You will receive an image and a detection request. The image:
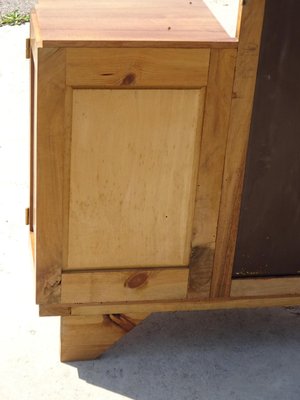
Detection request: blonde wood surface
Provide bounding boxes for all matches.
[61,268,189,303]
[61,313,149,361]
[188,48,237,299]
[40,294,300,317]
[67,89,204,270]
[33,0,237,49]
[35,48,66,304]
[231,277,300,297]
[30,11,42,65]
[210,0,266,298]
[66,48,210,88]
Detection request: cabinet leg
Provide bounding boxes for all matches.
[60,313,149,362]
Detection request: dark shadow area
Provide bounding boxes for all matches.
[69,307,300,400]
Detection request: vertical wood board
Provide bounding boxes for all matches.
[210,0,266,297]
[188,48,237,299]
[35,48,66,304]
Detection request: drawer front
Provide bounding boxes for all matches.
[66,48,210,88]
[61,268,189,303]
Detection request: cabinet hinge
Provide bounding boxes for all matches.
[25,208,30,225]
[26,38,30,59]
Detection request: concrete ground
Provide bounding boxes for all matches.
[1,17,300,400]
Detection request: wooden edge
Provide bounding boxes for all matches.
[40,295,300,317]
[26,38,31,59]
[188,48,237,299]
[29,231,35,261]
[35,48,66,304]
[231,277,300,297]
[235,0,243,39]
[30,10,43,60]
[41,40,238,50]
[210,0,266,297]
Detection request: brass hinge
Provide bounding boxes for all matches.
[25,208,30,225]
[26,38,30,59]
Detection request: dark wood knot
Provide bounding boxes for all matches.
[125,272,149,289]
[122,73,136,85]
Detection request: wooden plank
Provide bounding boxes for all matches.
[66,48,210,88]
[29,42,35,232]
[33,0,237,49]
[35,48,66,304]
[40,295,300,317]
[233,0,300,278]
[210,0,266,298]
[61,268,189,303]
[66,89,204,270]
[188,48,237,299]
[231,277,300,297]
[61,313,148,361]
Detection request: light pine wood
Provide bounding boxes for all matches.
[30,11,42,65]
[67,89,204,270]
[35,48,66,304]
[210,0,266,298]
[66,48,210,88]
[231,277,300,297]
[61,313,149,362]
[40,293,300,317]
[188,48,237,299]
[61,268,189,303]
[33,0,237,49]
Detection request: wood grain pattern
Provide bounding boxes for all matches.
[33,0,237,49]
[40,293,300,317]
[61,313,149,361]
[231,277,300,297]
[66,48,210,88]
[67,89,204,270]
[188,48,237,299]
[35,48,66,304]
[210,0,266,298]
[61,268,189,303]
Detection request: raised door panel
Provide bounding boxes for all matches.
[66,88,205,270]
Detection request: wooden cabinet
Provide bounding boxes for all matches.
[28,0,300,362]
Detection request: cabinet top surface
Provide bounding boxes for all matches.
[32,0,237,48]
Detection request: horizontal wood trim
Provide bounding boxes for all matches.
[66,48,210,88]
[39,295,300,317]
[61,268,188,303]
[231,277,300,297]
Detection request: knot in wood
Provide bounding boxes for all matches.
[122,73,136,85]
[125,272,149,289]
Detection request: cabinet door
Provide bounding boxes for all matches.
[34,47,210,303]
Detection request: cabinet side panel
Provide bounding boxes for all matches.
[35,48,66,303]
[66,89,204,269]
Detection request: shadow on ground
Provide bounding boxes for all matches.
[69,308,300,400]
